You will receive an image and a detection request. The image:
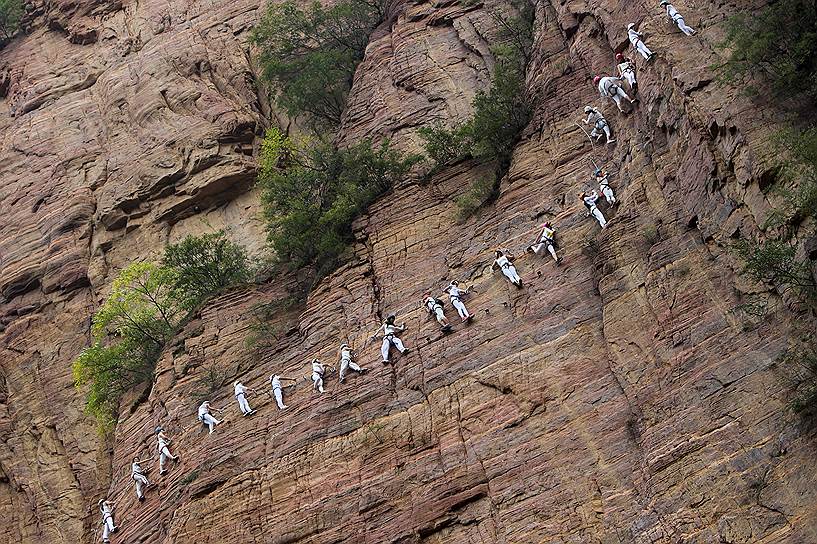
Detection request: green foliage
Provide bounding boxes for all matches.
[251,0,384,128]
[735,239,815,302]
[455,176,496,221]
[718,0,817,100]
[163,231,252,307]
[258,127,420,276]
[782,342,817,419]
[764,128,817,230]
[417,122,473,172]
[0,0,23,41]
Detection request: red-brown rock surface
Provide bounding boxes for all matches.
[1,0,815,542]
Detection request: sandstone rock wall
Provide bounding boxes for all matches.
[1,0,815,542]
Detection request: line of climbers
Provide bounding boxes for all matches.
[94,4,700,541]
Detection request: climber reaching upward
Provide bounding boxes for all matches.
[373,314,410,364]
[423,294,451,330]
[580,191,608,229]
[197,401,223,434]
[155,426,179,475]
[660,1,696,36]
[233,381,256,416]
[270,374,298,409]
[443,280,472,322]
[98,498,118,544]
[594,75,636,113]
[311,358,332,393]
[615,52,637,91]
[130,457,150,501]
[627,23,654,60]
[338,343,366,382]
[492,249,523,287]
[582,106,615,144]
[527,222,561,263]
[595,168,616,205]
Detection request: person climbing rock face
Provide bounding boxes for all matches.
[615,52,637,91]
[582,106,615,144]
[580,191,608,229]
[98,498,117,543]
[492,249,523,287]
[627,23,655,60]
[270,374,298,409]
[423,294,451,330]
[660,1,696,36]
[444,280,472,322]
[197,401,223,434]
[311,358,331,393]
[155,426,179,475]
[375,314,410,364]
[233,380,256,416]
[594,75,636,113]
[338,343,366,382]
[527,222,561,263]
[595,168,616,206]
[131,457,150,501]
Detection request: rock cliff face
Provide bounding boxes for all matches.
[1,0,815,542]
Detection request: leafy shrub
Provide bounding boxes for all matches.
[251,0,384,128]
[782,342,817,419]
[258,127,420,276]
[735,239,815,303]
[718,0,817,100]
[0,0,23,41]
[417,122,473,172]
[163,231,252,307]
[455,176,496,221]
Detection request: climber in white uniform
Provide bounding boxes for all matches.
[527,222,561,263]
[443,280,472,321]
[98,499,117,543]
[155,426,179,475]
[492,249,522,287]
[233,381,255,416]
[270,374,298,409]
[627,23,654,60]
[594,75,636,113]
[660,1,696,36]
[338,343,366,382]
[615,52,637,91]
[311,358,332,393]
[580,191,608,228]
[375,314,410,364]
[197,401,223,434]
[423,295,450,329]
[595,168,616,205]
[582,106,615,144]
[131,457,150,501]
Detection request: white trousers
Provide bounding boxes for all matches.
[381,336,406,362]
[609,88,631,110]
[159,446,175,470]
[134,473,149,498]
[590,205,607,228]
[451,298,470,319]
[236,393,253,414]
[312,372,324,393]
[432,306,445,325]
[201,413,219,433]
[622,71,636,88]
[673,16,695,35]
[632,40,653,59]
[591,123,612,141]
[601,185,615,204]
[339,358,362,381]
[501,265,521,285]
[273,387,286,409]
[533,242,559,261]
[102,515,115,541]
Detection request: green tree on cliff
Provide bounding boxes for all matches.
[0,0,23,41]
[251,0,385,128]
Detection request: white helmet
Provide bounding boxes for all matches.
[155,426,163,434]
[627,23,636,29]
[98,499,105,505]
[340,343,349,349]
[234,381,240,387]
[584,106,593,113]
[450,280,459,286]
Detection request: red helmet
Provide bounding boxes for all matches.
[615,53,624,61]
[544,222,552,228]
[593,75,601,84]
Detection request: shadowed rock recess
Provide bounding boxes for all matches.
[1,0,815,541]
